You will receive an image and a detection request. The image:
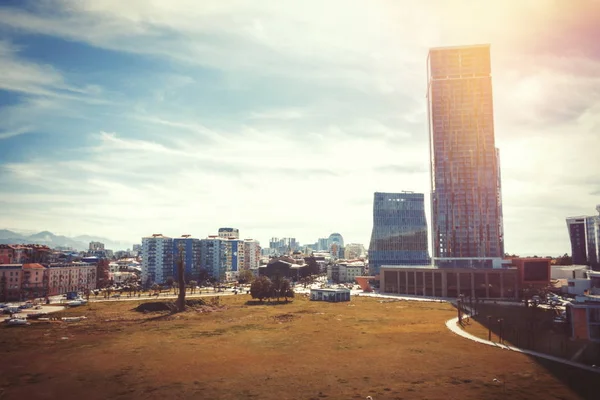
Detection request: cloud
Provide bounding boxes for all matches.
[0,126,32,140]
[0,0,599,255]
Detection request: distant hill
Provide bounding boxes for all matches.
[0,230,132,251]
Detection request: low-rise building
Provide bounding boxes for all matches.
[21,263,48,300]
[47,262,97,296]
[0,264,23,301]
[310,288,351,302]
[328,261,365,283]
[567,295,600,342]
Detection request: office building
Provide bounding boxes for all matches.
[172,235,202,281]
[427,44,504,262]
[368,192,430,276]
[141,234,173,285]
[567,205,600,270]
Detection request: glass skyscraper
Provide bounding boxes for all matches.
[368,192,430,275]
[427,44,504,260]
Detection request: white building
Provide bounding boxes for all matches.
[243,239,261,270]
[200,236,226,281]
[344,243,366,260]
[89,241,105,251]
[141,234,173,285]
[327,261,365,283]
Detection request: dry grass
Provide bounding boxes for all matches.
[0,295,597,400]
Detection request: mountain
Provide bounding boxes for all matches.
[0,230,25,240]
[0,230,132,251]
[73,235,132,252]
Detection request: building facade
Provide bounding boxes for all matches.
[368,192,430,276]
[0,264,23,301]
[47,262,97,296]
[223,239,245,280]
[243,239,261,270]
[172,236,202,281]
[141,234,174,285]
[344,243,366,260]
[200,236,226,281]
[218,227,239,239]
[567,206,600,270]
[427,44,504,261]
[89,241,105,252]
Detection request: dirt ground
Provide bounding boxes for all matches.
[0,295,597,400]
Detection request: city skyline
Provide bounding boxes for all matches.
[1,1,599,255]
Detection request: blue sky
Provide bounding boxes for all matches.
[0,0,599,254]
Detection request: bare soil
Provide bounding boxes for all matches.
[0,295,597,400]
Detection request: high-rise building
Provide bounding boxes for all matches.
[218,227,239,239]
[243,239,261,270]
[172,235,202,281]
[567,205,600,269]
[344,243,366,260]
[141,234,173,285]
[368,192,430,275]
[427,44,504,261]
[89,241,105,252]
[200,236,226,281]
[318,238,329,252]
[223,239,244,280]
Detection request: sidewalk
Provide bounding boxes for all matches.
[445,314,600,374]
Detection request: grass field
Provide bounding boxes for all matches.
[0,295,597,400]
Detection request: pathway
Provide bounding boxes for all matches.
[445,314,600,374]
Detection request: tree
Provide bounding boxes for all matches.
[555,253,573,266]
[305,256,320,276]
[279,278,293,302]
[250,276,273,302]
[238,269,254,284]
[151,283,160,296]
[176,244,186,312]
[165,277,175,293]
[189,280,197,294]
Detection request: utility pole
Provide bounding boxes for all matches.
[177,243,186,312]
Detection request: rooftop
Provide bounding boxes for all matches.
[429,43,490,52]
[22,263,45,270]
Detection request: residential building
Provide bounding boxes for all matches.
[0,264,23,301]
[0,244,52,264]
[218,227,239,239]
[132,244,142,255]
[141,234,173,286]
[0,245,15,264]
[368,192,430,276]
[21,263,48,300]
[200,236,226,281]
[427,44,504,262]
[110,271,138,285]
[89,241,105,252]
[243,239,261,270]
[344,243,366,260]
[223,238,245,281]
[47,262,97,296]
[172,235,202,281]
[328,261,364,283]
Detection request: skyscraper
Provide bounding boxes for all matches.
[427,44,504,261]
[368,192,430,275]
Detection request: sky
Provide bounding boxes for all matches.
[0,0,599,255]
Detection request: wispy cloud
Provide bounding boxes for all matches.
[0,0,599,254]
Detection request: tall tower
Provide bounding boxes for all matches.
[427,44,504,260]
[368,192,430,276]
